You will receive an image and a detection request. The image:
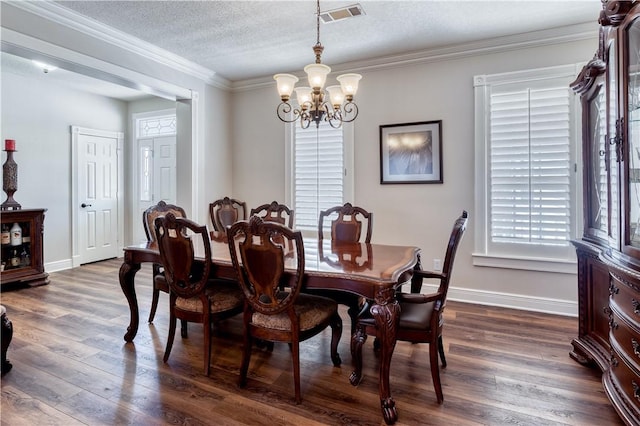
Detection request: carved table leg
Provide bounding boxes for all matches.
[371,288,400,425]
[1,306,13,375]
[349,322,367,386]
[119,259,141,342]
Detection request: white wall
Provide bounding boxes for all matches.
[231,36,599,315]
[1,70,127,269]
[203,84,233,230]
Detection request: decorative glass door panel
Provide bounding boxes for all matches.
[627,17,640,249]
[586,83,609,239]
[608,42,620,249]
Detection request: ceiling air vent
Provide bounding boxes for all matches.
[320,4,365,24]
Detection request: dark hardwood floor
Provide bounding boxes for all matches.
[0,258,623,425]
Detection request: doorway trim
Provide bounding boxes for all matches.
[71,126,125,267]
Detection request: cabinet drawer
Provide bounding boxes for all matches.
[610,274,640,326]
[611,310,640,373]
[610,349,640,413]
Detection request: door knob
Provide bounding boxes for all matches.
[81,203,92,208]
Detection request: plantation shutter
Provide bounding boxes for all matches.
[489,81,572,246]
[294,123,344,229]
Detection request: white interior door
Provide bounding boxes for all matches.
[77,129,121,264]
[134,135,177,243]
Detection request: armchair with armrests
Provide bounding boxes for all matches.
[227,215,342,404]
[209,197,247,233]
[154,213,244,376]
[350,210,468,404]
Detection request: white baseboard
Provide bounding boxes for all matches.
[44,258,74,273]
[416,283,577,317]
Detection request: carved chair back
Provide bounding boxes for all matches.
[209,197,247,233]
[143,200,187,244]
[228,215,303,315]
[154,213,211,299]
[250,201,294,228]
[318,202,372,243]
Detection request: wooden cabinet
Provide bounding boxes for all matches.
[0,209,48,287]
[571,2,640,424]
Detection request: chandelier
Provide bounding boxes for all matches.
[274,0,362,129]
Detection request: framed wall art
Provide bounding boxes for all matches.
[379,120,443,184]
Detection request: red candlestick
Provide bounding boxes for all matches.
[4,140,15,152]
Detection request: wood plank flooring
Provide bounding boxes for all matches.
[0,258,624,425]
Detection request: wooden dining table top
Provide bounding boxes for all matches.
[125,231,420,296]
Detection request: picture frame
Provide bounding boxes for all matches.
[379,120,443,184]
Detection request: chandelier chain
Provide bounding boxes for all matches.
[316,0,321,46]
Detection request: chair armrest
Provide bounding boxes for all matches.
[398,292,440,304]
[413,269,446,281]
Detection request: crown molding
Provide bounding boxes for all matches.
[8,1,597,94]
[231,21,598,92]
[8,0,231,90]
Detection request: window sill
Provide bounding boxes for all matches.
[472,253,577,274]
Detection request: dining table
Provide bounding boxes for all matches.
[118,231,421,425]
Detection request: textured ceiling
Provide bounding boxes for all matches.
[54,0,604,82]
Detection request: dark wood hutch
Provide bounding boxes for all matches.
[571,1,640,424]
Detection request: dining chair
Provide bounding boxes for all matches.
[318,202,373,243]
[209,197,247,233]
[351,210,468,404]
[227,215,342,404]
[313,203,373,337]
[154,213,244,376]
[250,201,294,228]
[143,200,189,335]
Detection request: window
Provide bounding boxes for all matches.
[473,64,581,273]
[286,122,353,233]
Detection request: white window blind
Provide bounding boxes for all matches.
[473,64,579,273]
[489,84,572,247]
[293,123,344,230]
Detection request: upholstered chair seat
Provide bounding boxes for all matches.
[251,293,337,331]
[169,281,244,314]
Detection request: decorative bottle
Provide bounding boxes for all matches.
[9,248,19,267]
[20,246,29,267]
[0,225,9,245]
[9,222,21,246]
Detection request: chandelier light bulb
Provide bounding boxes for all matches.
[326,85,345,107]
[304,63,331,90]
[295,87,313,108]
[274,74,299,100]
[337,73,362,98]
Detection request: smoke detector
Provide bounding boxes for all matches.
[320,4,365,24]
